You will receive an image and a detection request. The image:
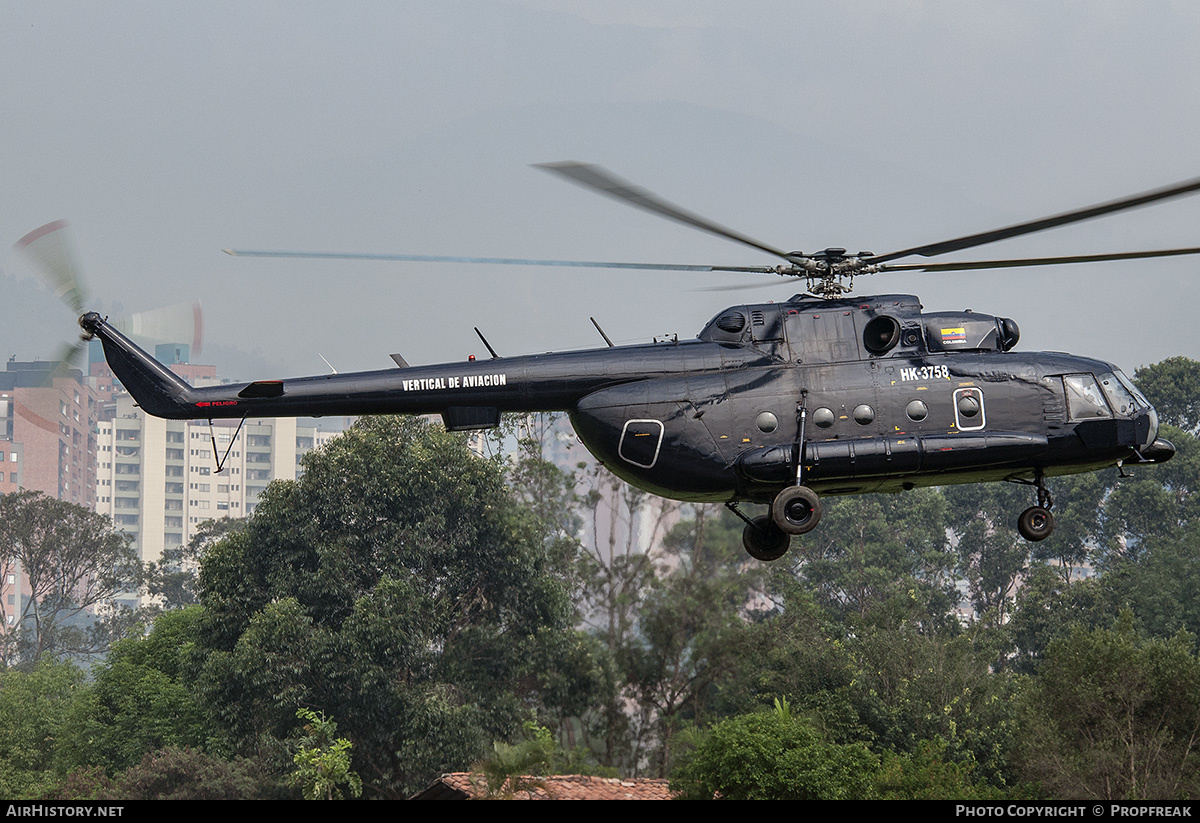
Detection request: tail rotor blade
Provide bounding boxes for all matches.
[15,220,88,314]
[41,339,87,386]
[111,301,204,354]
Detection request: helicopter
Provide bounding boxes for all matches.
[73,163,1197,560]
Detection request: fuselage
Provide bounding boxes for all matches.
[80,292,1170,505]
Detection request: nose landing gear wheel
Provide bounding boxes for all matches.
[742,515,791,561]
[772,485,822,535]
[1018,505,1055,542]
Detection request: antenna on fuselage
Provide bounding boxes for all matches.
[474,327,499,359]
[590,316,615,347]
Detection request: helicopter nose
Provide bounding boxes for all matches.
[1141,438,1176,464]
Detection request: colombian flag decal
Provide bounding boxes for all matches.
[940,327,967,344]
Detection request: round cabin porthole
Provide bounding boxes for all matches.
[957,394,981,418]
[756,411,779,433]
[906,399,929,421]
[853,404,875,425]
[813,407,835,428]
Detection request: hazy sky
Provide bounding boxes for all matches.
[3,2,1199,379]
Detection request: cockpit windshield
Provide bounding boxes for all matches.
[1114,370,1150,410]
[1098,372,1135,416]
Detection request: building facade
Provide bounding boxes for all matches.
[0,359,103,637]
[0,360,100,505]
[94,390,341,577]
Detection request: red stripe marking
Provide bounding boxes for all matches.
[15,219,68,250]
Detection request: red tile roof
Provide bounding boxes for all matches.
[411,773,674,800]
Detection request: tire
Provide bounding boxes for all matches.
[1017,506,1055,542]
[742,515,790,561]
[771,485,822,535]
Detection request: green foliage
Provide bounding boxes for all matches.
[875,738,1006,800]
[473,721,557,799]
[0,490,141,665]
[193,416,578,797]
[106,747,268,800]
[1016,617,1200,799]
[945,482,1033,624]
[144,518,246,612]
[1005,562,1108,673]
[0,659,86,798]
[619,506,769,776]
[792,489,956,625]
[1135,357,1200,433]
[734,563,1018,787]
[55,607,225,775]
[291,709,362,800]
[1099,425,1200,557]
[41,766,115,801]
[1104,523,1200,639]
[670,701,879,800]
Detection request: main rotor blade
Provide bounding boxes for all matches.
[15,220,88,314]
[879,246,1200,273]
[535,161,798,263]
[872,175,1200,264]
[222,248,780,274]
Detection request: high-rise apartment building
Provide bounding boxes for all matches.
[0,360,100,505]
[0,359,102,635]
[94,390,342,576]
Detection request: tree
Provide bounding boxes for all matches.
[55,607,225,775]
[875,737,1006,800]
[291,709,362,800]
[472,722,557,799]
[573,461,678,772]
[670,699,879,800]
[143,518,245,612]
[792,489,956,625]
[0,490,140,665]
[0,659,86,798]
[947,481,1032,625]
[1135,357,1200,434]
[103,747,268,800]
[738,553,1019,787]
[1016,617,1200,799]
[619,506,769,776]
[192,416,578,797]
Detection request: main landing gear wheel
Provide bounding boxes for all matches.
[742,516,791,561]
[1018,506,1055,542]
[772,485,822,535]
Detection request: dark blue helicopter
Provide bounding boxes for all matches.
[76,163,1193,560]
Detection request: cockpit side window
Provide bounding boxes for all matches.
[1064,374,1113,421]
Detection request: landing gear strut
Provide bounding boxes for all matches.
[766,391,824,536]
[1017,472,1055,542]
